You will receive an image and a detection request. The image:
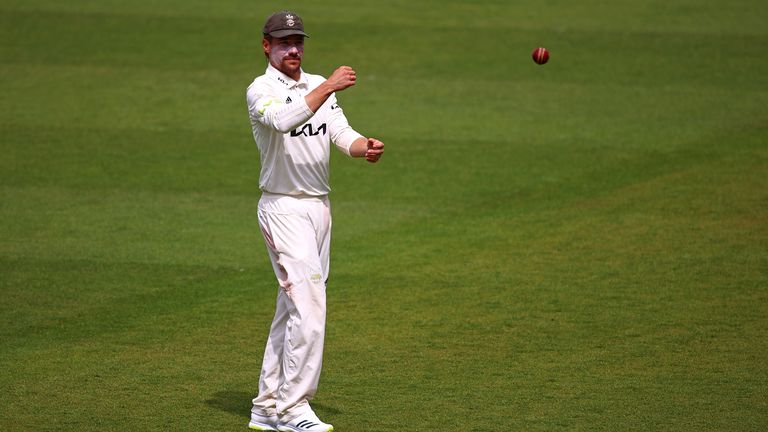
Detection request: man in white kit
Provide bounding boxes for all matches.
[245,11,384,432]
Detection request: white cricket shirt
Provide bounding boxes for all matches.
[246,64,364,196]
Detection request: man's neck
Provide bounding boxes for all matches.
[270,63,301,82]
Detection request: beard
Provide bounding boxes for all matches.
[270,48,302,73]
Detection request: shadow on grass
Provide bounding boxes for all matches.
[313,402,342,416]
[205,390,252,419]
[205,390,342,419]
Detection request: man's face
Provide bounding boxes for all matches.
[264,35,305,79]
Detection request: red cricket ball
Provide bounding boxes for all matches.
[532,47,549,65]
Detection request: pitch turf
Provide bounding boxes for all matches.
[1,0,767,430]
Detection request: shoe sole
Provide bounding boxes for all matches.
[276,426,333,432]
[248,423,278,431]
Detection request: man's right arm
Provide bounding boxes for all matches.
[305,66,358,112]
[247,66,358,134]
[248,87,314,134]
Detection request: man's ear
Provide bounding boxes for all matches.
[262,38,270,58]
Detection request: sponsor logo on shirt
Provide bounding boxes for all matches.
[290,123,327,137]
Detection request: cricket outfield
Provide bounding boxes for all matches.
[1,1,766,430]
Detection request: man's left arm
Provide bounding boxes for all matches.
[349,137,384,163]
[326,96,385,163]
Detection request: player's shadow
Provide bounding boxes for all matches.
[205,390,252,419]
[205,390,341,419]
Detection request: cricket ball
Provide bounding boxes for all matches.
[532,47,549,65]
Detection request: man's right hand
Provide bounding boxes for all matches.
[325,66,357,92]
[305,66,357,113]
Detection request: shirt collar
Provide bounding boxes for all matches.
[266,64,308,89]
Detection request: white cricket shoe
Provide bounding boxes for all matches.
[277,411,333,432]
[248,412,279,431]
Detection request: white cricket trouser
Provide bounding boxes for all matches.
[252,192,331,421]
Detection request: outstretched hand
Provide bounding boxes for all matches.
[364,138,384,163]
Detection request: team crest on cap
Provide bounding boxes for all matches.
[286,14,295,27]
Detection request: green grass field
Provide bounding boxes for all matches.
[2,0,767,430]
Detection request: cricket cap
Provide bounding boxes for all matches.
[262,11,309,38]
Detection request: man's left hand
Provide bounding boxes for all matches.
[365,138,384,163]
